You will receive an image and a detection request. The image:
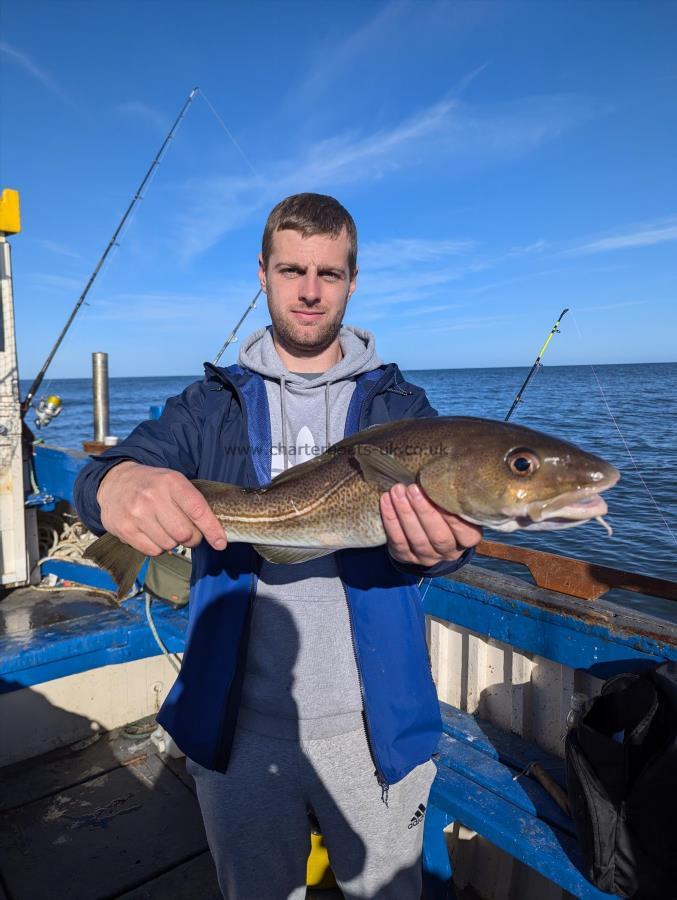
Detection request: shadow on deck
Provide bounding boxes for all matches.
[0,711,350,900]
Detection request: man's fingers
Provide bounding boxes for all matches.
[126,531,165,558]
[157,501,204,548]
[171,481,227,550]
[380,492,416,562]
[439,511,483,549]
[391,484,448,559]
[137,516,184,553]
[404,484,460,555]
[388,485,439,561]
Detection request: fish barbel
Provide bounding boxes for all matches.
[85,416,620,598]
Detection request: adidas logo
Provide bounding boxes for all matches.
[407,803,426,829]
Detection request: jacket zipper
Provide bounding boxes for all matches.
[337,557,390,805]
[211,362,393,783]
[214,566,258,770]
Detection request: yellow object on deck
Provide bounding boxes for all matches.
[307,831,337,889]
[0,189,21,234]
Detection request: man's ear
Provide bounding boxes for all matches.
[348,266,358,300]
[258,254,267,292]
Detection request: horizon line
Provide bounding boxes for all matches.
[18,360,676,381]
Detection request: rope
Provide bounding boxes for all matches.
[37,510,98,564]
[145,593,181,673]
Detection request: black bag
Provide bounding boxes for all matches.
[565,662,677,898]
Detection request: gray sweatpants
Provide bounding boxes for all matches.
[187,725,436,900]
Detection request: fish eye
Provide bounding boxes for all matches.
[506,448,540,476]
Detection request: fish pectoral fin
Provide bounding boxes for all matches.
[253,545,336,565]
[352,444,415,492]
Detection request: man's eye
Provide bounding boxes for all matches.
[282,268,300,277]
[322,272,340,281]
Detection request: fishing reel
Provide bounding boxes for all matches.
[34,395,63,429]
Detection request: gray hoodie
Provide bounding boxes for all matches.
[236,326,383,741]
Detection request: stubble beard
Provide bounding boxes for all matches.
[270,296,348,357]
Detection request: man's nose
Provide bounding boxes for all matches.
[299,272,321,303]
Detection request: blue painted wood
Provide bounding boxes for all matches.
[428,766,616,899]
[440,702,566,785]
[435,733,573,836]
[40,559,150,594]
[424,576,677,677]
[24,491,56,510]
[422,803,456,900]
[41,560,118,593]
[32,443,89,504]
[421,572,675,898]
[0,598,188,692]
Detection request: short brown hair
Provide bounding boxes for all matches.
[261,193,358,276]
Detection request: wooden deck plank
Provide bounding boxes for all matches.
[114,850,221,900]
[0,719,157,813]
[0,754,208,900]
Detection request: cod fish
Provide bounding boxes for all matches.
[85,416,620,598]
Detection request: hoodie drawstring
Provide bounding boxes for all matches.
[280,374,289,471]
[324,381,331,451]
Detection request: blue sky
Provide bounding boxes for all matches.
[1,0,676,377]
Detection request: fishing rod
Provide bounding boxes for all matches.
[21,87,200,417]
[505,308,569,422]
[213,288,262,365]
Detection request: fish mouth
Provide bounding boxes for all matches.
[522,469,619,529]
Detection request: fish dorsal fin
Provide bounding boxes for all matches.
[253,544,335,565]
[352,444,415,492]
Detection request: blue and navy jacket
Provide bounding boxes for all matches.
[75,361,472,785]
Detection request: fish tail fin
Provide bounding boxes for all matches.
[84,533,146,600]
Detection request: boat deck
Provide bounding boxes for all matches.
[0,715,351,900]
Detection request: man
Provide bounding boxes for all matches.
[75,193,482,899]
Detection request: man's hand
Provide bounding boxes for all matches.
[96,461,227,557]
[380,483,482,568]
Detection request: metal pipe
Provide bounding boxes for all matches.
[92,352,109,442]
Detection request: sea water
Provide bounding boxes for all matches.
[21,362,676,618]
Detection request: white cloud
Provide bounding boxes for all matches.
[0,41,75,107]
[175,92,595,262]
[435,314,510,332]
[37,239,81,260]
[87,282,258,324]
[30,273,85,290]
[115,102,169,132]
[568,219,677,255]
[360,237,477,270]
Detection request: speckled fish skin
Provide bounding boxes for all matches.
[84,416,621,596]
[194,416,620,550]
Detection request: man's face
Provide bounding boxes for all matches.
[259,228,357,355]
